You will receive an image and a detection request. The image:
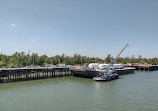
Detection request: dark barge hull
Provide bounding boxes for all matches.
[71,70,99,78]
[116,68,135,75]
[71,68,135,78]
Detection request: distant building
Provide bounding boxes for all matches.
[131,55,135,59]
[125,57,129,59]
[138,55,142,59]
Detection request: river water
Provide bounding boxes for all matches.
[0,71,158,111]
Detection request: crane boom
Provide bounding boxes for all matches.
[115,44,129,60]
[110,44,129,65]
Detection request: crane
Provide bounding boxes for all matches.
[110,44,129,65]
[140,60,150,66]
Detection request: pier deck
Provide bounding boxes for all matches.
[0,67,71,83]
[126,65,158,71]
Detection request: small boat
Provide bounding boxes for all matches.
[93,44,128,81]
[93,68,119,81]
[93,71,109,81]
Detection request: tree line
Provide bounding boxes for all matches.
[0,52,158,68]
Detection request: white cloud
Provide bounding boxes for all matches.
[10,24,17,27]
[31,40,37,43]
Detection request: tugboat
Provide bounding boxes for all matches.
[93,65,119,81]
[93,44,129,81]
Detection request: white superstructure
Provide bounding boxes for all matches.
[88,63,99,69]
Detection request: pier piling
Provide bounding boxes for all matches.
[0,67,71,83]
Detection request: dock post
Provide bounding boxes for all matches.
[2,77,4,83]
[25,72,27,81]
[42,71,44,79]
[10,74,11,81]
[47,69,48,77]
[15,72,17,81]
[52,69,53,78]
[7,75,9,83]
[54,70,56,78]
[65,69,67,76]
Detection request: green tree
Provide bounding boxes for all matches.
[104,54,112,63]
[0,60,6,67]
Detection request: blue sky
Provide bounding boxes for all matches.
[0,0,158,58]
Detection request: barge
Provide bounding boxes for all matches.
[70,67,135,79]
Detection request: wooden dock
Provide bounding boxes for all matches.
[126,65,158,71]
[0,67,71,83]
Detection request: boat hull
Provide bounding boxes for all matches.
[71,69,99,78]
[93,74,119,81]
[93,77,110,81]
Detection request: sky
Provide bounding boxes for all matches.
[0,0,158,58]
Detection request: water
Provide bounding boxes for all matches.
[0,71,158,111]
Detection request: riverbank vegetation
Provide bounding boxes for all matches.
[0,52,158,67]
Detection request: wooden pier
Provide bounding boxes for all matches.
[0,67,71,83]
[126,65,158,71]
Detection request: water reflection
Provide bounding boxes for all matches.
[0,71,158,111]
